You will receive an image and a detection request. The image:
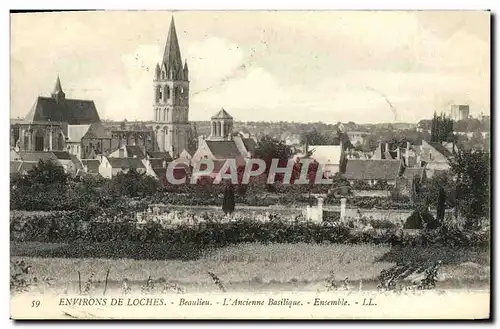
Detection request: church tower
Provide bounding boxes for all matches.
[152,17,190,157]
[208,108,234,141]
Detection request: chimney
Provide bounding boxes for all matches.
[385,142,390,153]
[396,147,401,159]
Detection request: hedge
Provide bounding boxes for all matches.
[10,212,489,250]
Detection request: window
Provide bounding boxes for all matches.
[158,88,163,101]
[34,135,44,151]
[12,127,19,146]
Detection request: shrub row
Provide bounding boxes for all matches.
[10,212,489,249]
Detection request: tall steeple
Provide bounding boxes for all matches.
[162,17,183,79]
[151,15,190,157]
[51,75,65,102]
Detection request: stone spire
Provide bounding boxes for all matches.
[162,17,183,77]
[51,75,65,101]
[183,60,189,80]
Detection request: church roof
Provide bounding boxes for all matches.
[67,122,111,142]
[162,17,183,72]
[24,96,100,125]
[205,140,242,159]
[211,108,233,120]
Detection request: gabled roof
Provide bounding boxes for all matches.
[427,141,454,158]
[51,151,72,160]
[148,158,169,168]
[308,145,343,165]
[344,159,402,181]
[147,151,172,161]
[67,122,111,143]
[125,145,145,159]
[67,125,91,142]
[205,140,242,159]
[241,138,257,153]
[24,96,100,125]
[211,108,233,120]
[107,157,145,169]
[18,151,58,163]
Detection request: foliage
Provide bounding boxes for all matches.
[11,211,489,250]
[222,184,236,215]
[430,112,454,143]
[450,150,490,229]
[107,169,159,198]
[404,206,440,230]
[253,135,294,171]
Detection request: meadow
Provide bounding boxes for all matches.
[11,241,490,294]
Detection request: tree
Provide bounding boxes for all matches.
[222,183,235,215]
[254,135,293,172]
[430,112,454,143]
[436,187,446,222]
[27,160,69,186]
[450,150,490,228]
[300,130,330,145]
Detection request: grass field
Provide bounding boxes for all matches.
[11,242,490,293]
[11,242,490,294]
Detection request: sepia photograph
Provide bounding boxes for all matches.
[9,10,491,320]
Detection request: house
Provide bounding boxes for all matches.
[419,140,454,178]
[98,156,146,179]
[397,167,427,197]
[304,145,343,178]
[15,151,83,176]
[344,159,403,186]
[66,122,112,160]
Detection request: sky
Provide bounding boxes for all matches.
[10,10,490,124]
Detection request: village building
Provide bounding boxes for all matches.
[98,156,147,179]
[344,159,404,187]
[418,140,454,178]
